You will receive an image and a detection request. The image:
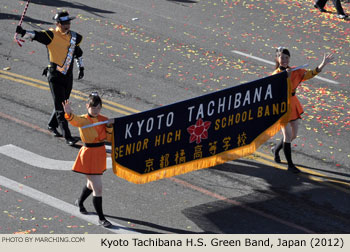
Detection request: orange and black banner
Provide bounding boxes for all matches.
[112,71,290,184]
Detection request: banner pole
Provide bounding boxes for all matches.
[80,120,110,129]
[291,64,308,71]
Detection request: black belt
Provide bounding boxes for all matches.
[48,63,73,74]
[83,142,105,147]
[292,92,296,96]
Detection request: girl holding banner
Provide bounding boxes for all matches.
[271,47,334,173]
[62,93,114,228]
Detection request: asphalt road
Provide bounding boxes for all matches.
[0,0,349,234]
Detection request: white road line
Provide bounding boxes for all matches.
[232,50,275,65]
[0,175,139,234]
[0,144,112,171]
[231,50,340,85]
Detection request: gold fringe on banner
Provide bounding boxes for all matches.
[112,110,290,184]
[112,77,291,184]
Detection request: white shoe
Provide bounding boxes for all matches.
[337,14,348,19]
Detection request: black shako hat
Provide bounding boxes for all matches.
[53,11,75,23]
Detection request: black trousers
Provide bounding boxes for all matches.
[47,68,73,139]
[315,0,346,15]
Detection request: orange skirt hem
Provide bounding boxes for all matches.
[72,146,107,174]
[72,170,106,175]
[289,96,304,121]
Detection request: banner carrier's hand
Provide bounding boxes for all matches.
[106,118,114,127]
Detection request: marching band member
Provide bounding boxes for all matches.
[63,93,114,228]
[271,47,334,173]
[16,11,84,145]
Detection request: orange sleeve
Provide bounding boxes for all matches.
[302,68,319,81]
[103,115,113,142]
[97,115,113,142]
[64,113,90,128]
[106,125,113,142]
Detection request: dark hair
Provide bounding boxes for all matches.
[275,47,290,69]
[87,92,102,107]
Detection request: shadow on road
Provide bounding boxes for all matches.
[166,0,198,3]
[0,13,51,25]
[181,160,350,233]
[21,0,115,17]
[105,215,204,234]
[298,163,350,181]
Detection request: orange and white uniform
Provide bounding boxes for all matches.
[272,68,319,121]
[65,113,113,175]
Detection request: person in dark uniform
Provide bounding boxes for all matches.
[314,0,349,19]
[16,11,84,145]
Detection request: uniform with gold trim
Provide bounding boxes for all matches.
[16,11,84,145]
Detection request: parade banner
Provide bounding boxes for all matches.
[112,71,290,184]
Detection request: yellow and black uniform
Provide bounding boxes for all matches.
[272,67,319,121]
[65,113,113,175]
[15,11,84,144]
[33,27,83,74]
[31,27,83,141]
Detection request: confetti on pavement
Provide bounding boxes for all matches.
[6,0,349,168]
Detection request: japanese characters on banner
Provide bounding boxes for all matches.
[112,71,290,184]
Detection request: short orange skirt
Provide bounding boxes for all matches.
[72,146,107,175]
[289,95,304,121]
